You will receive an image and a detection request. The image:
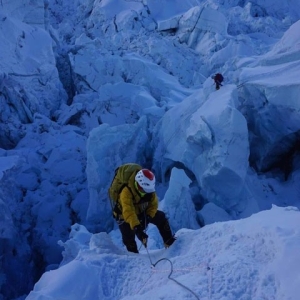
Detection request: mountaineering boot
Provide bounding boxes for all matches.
[126,241,139,253]
[164,236,176,248]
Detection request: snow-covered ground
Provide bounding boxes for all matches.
[27,206,300,300]
[0,0,300,299]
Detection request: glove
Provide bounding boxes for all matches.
[134,225,148,247]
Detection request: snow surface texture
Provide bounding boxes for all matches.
[0,0,300,299]
[27,206,300,300]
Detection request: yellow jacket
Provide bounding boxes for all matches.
[118,185,158,229]
[110,163,158,229]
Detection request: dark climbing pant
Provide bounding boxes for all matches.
[119,210,173,253]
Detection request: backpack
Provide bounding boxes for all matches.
[108,163,142,203]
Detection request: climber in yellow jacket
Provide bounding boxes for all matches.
[109,163,176,253]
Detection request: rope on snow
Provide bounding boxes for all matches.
[145,245,214,300]
[151,257,201,300]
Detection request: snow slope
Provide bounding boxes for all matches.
[26,206,300,300]
[0,0,300,299]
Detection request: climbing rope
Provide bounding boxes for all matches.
[132,249,213,300]
[140,242,203,300]
[145,245,153,265]
[134,197,209,299]
[151,264,208,273]
[150,257,201,300]
[129,237,215,300]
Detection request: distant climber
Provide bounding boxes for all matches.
[212,73,224,90]
[109,163,176,253]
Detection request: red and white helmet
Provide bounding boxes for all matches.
[135,169,156,193]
